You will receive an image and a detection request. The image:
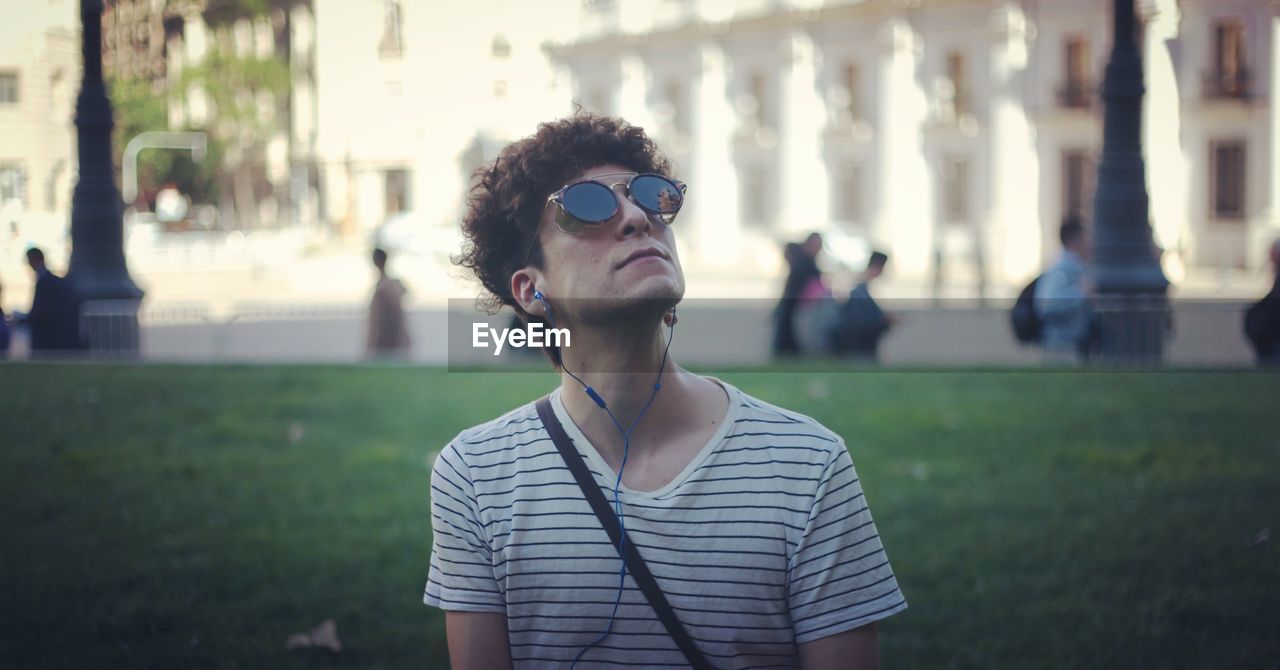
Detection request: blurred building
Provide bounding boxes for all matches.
[0,0,80,256]
[102,0,321,232]
[547,0,1280,292]
[309,0,568,242]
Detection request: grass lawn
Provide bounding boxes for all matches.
[0,364,1276,669]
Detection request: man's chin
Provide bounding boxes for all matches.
[573,290,682,327]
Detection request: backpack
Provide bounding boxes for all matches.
[1010,275,1043,344]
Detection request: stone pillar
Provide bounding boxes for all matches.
[986,3,1040,294]
[691,41,741,268]
[1266,11,1280,267]
[875,14,931,281]
[619,50,656,132]
[778,28,828,238]
[1142,0,1189,279]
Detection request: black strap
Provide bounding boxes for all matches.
[535,396,712,670]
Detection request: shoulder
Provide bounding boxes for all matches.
[726,385,846,465]
[435,399,545,469]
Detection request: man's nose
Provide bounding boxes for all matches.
[611,184,652,238]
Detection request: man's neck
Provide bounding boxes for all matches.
[556,319,712,462]
[558,321,672,418]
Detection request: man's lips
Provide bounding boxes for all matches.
[616,247,670,269]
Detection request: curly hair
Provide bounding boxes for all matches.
[454,113,672,322]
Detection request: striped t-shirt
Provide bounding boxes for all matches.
[424,379,906,668]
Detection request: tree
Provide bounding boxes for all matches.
[109,74,223,213]
[178,45,289,228]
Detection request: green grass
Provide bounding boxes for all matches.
[1,364,1277,669]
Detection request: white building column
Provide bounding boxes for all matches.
[778,29,828,237]
[874,15,931,281]
[619,50,656,132]
[691,41,740,268]
[1266,10,1280,267]
[985,3,1040,288]
[1143,0,1190,281]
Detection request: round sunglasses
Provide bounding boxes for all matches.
[526,172,687,264]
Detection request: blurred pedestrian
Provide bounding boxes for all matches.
[1244,238,1280,365]
[793,232,836,353]
[16,248,82,354]
[830,251,895,361]
[772,242,807,356]
[366,247,411,358]
[1035,218,1094,364]
[772,233,829,357]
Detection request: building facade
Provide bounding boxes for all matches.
[548,0,1280,293]
[0,0,80,254]
[309,0,567,240]
[102,0,320,232]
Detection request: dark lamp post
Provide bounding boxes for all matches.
[1089,0,1170,362]
[67,0,144,353]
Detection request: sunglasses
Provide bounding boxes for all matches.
[525,172,687,264]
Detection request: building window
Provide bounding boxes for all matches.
[0,72,18,104]
[945,51,969,118]
[384,168,410,215]
[585,86,611,116]
[831,161,862,224]
[749,70,771,130]
[940,157,969,223]
[740,164,771,228]
[1210,141,1246,220]
[491,34,510,59]
[1063,150,1096,222]
[1206,19,1248,99]
[663,80,687,136]
[0,163,27,207]
[378,0,403,59]
[1059,37,1091,108]
[839,61,862,123]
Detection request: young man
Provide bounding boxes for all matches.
[425,115,906,668]
[1034,218,1093,362]
[18,247,83,354]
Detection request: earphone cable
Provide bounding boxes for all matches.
[536,296,677,668]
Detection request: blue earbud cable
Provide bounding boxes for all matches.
[533,293,677,667]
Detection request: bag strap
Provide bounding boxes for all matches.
[535,395,712,670]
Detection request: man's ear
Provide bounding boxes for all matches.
[510,268,542,316]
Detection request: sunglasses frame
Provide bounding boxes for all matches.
[524,172,687,266]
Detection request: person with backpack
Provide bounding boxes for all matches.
[1033,218,1094,363]
[830,251,895,361]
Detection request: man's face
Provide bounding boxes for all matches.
[1066,230,1090,260]
[526,163,685,324]
[803,235,823,258]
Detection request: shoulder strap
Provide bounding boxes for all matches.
[535,396,712,670]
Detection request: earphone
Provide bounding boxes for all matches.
[533,289,677,668]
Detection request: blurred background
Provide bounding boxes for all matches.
[0,0,1275,365]
[1,3,1277,669]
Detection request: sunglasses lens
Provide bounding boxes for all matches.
[630,175,683,214]
[561,181,617,225]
